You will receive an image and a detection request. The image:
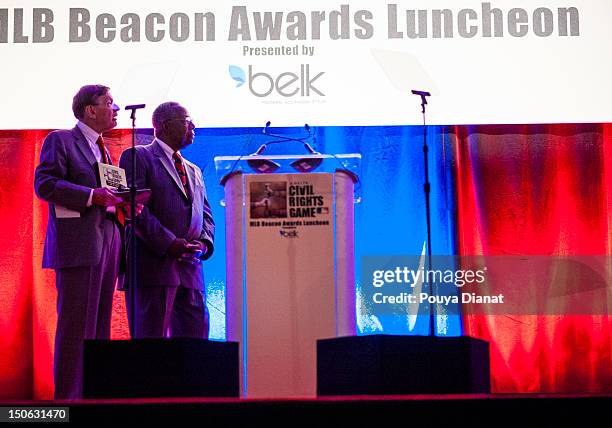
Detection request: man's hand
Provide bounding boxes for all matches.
[187,240,203,252]
[179,242,204,264]
[168,239,204,264]
[92,188,122,207]
[167,238,190,259]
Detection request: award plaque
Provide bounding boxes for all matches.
[96,162,128,190]
[96,162,151,205]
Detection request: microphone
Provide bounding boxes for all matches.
[252,143,267,155]
[251,121,273,155]
[411,90,431,97]
[301,124,319,154]
[260,122,314,144]
[251,121,319,155]
[303,142,319,154]
[124,104,146,110]
[411,89,431,114]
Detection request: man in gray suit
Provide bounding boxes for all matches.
[119,101,214,339]
[34,84,123,399]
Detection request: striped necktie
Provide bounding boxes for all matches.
[172,151,190,199]
[96,136,110,164]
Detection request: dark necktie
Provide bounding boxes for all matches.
[96,136,109,164]
[173,151,190,199]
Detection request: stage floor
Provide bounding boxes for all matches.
[2,394,610,424]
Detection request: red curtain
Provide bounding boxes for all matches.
[451,123,612,392]
[0,129,132,400]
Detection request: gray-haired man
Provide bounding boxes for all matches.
[34,84,123,399]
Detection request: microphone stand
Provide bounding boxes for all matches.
[125,104,145,337]
[412,90,436,337]
[255,124,318,155]
[224,124,316,181]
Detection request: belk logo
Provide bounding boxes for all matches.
[229,65,246,87]
[280,230,299,238]
[229,65,325,97]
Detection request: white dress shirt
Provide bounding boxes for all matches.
[155,137,181,164]
[76,121,112,210]
[77,121,105,162]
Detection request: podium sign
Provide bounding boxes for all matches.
[245,173,334,397]
[218,154,359,398]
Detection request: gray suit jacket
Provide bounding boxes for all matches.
[34,127,111,269]
[119,139,215,289]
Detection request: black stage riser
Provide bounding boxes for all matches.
[318,335,491,395]
[83,338,239,398]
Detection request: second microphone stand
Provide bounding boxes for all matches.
[412,90,436,337]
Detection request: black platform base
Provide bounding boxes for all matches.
[317,335,490,395]
[83,338,239,399]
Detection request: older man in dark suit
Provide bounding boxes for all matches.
[34,84,123,399]
[119,102,214,339]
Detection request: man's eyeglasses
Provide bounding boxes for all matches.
[165,117,195,128]
[91,102,120,111]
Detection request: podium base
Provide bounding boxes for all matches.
[317,335,490,395]
[84,338,239,398]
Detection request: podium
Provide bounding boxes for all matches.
[215,154,361,397]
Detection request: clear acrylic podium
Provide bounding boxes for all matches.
[215,153,361,398]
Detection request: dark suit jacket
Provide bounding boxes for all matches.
[34,127,112,269]
[119,139,215,290]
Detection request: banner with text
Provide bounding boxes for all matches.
[1,0,610,128]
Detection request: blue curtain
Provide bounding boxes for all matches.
[183,125,462,339]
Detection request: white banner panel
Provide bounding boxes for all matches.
[1,0,611,128]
